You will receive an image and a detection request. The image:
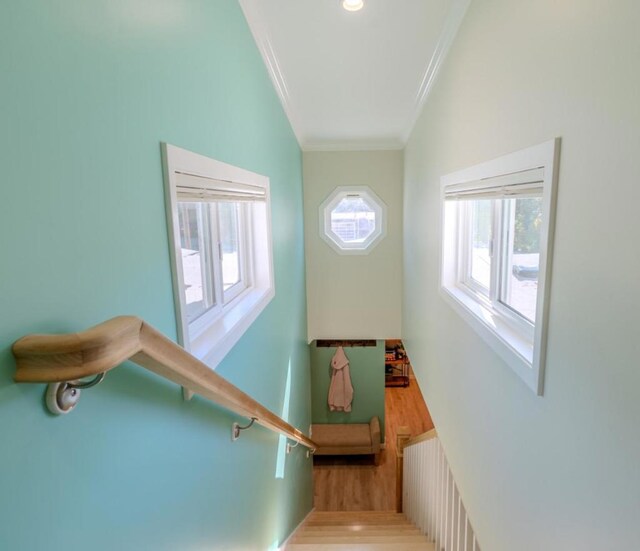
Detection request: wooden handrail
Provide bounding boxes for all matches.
[404,428,437,448]
[12,316,316,450]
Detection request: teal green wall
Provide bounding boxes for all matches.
[309,342,385,441]
[0,1,312,550]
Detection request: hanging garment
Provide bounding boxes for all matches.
[328,346,354,412]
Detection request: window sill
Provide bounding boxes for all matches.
[440,284,540,393]
[188,286,274,370]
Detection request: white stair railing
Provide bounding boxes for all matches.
[401,430,481,551]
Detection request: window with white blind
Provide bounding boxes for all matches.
[162,143,274,370]
[440,139,560,395]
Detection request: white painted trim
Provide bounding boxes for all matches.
[440,138,560,396]
[238,0,305,147]
[302,140,405,152]
[161,143,275,372]
[401,0,471,144]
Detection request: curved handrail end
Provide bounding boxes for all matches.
[13,316,144,382]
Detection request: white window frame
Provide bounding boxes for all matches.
[440,139,560,395]
[319,186,387,255]
[162,143,275,371]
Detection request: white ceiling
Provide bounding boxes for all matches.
[239,0,470,150]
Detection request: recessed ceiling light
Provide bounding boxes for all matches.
[342,0,364,12]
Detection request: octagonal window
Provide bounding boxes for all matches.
[320,186,387,254]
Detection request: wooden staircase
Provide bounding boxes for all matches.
[286,511,435,550]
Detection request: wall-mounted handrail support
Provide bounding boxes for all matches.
[232,417,257,441]
[46,373,106,415]
[12,316,317,451]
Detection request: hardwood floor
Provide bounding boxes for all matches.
[313,377,434,511]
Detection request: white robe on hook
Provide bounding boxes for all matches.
[328,346,354,412]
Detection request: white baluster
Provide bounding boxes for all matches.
[439,441,445,550]
[429,440,435,540]
[402,435,480,551]
[407,445,414,521]
[464,511,469,551]
[452,481,458,550]
[431,440,438,541]
[417,442,423,530]
[456,492,461,551]
[418,442,426,531]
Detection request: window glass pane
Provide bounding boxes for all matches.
[218,202,242,291]
[178,202,215,321]
[500,197,542,322]
[330,196,376,243]
[469,199,493,291]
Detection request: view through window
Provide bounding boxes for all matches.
[320,186,387,254]
[330,195,376,244]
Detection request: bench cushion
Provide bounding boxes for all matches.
[312,423,372,455]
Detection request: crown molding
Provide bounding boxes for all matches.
[401,0,472,144]
[302,140,404,152]
[238,0,304,146]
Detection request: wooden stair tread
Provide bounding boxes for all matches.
[310,511,402,515]
[298,528,422,536]
[308,512,404,519]
[305,519,412,526]
[286,511,434,550]
[287,544,435,551]
[293,535,430,544]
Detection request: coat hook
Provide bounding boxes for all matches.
[232,417,257,441]
[45,373,106,415]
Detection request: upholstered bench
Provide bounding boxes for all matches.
[311,416,381,465]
